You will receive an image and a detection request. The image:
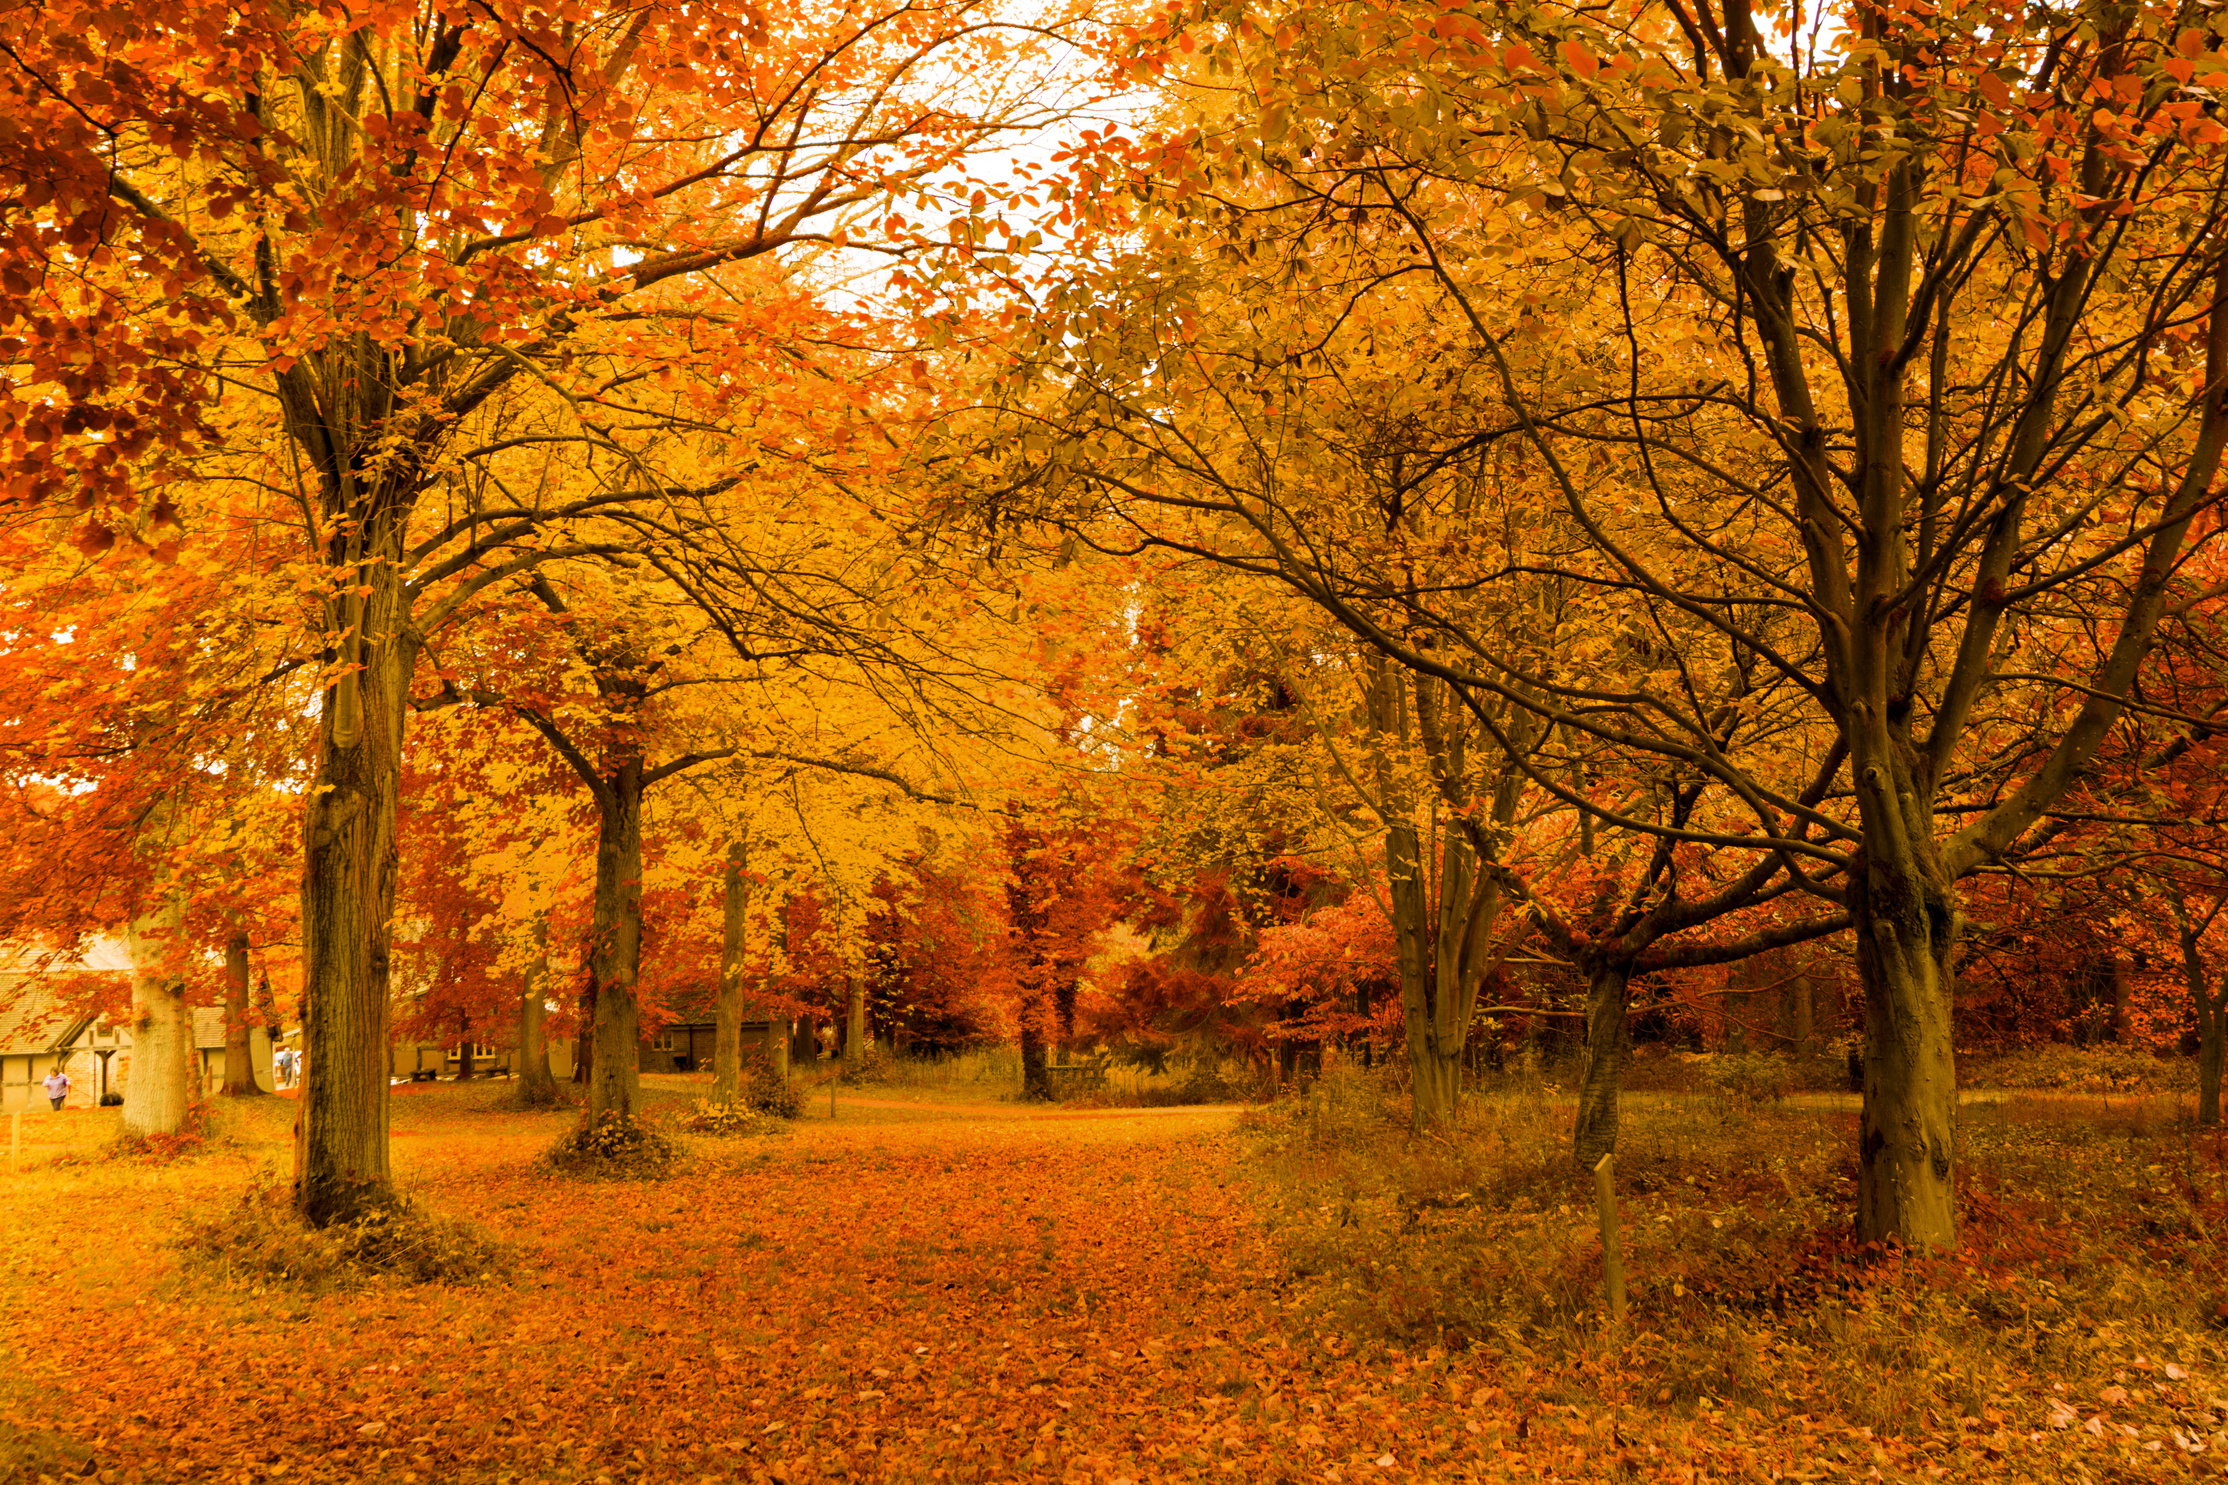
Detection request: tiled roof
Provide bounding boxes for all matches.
[0,936,131,974]
[0,992,93,1056]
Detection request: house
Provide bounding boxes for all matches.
[1,937,293,1109]
[0,938,130,1112]
[643,1018,775,1073]
[0,996,97,1112]
[386,1032,581,1082]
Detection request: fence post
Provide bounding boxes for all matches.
[1593,1151,1628,1327]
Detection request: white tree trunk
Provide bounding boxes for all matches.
[122,897,193,1137]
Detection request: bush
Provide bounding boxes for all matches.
[1082,1056,1277,1108]
[679,1099,782,1137]
[837,1044,895,1084]
[541,1111,682,1179]
[746,1066,804,1119]
[1700,1051,1799,1106]
[181,1179,506,1289]
[1962,1043,2192,1095]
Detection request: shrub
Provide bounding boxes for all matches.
[181,1179,506,1289]
[1085,1057,1277,1108]
[838,1044,895,1084]
[1962,1042,2192,1095]
[747,1067,804,1119]
[542,1111,681,1179]
[1699,1051,1799,1106]
[679,1099,782,1137]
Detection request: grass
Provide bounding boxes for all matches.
[1245,1061,2228,1452]
[829,1045,1277,1107]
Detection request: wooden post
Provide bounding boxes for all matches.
[829,1081,837,1121]
[1593,1152,1627,1327]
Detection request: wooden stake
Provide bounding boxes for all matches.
[1593,1151,1628,1327]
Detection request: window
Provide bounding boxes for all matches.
[649,1030,676,1052]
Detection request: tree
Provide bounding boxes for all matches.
[2,0,1096,1221]
[0,505,307,1132]
[1074,0,2228,1246]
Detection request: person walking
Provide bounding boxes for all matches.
[42,1066,69,1111]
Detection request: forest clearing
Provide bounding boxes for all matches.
[3,1070,2225,1485]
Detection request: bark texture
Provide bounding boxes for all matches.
[844,978,867,1065]
[514,922,562,1106]
[1362,657,1524,1132]
[1573,963,1632,1169]
[2203,1010,2225,1130]
[122,898,192,1137]
[1385,816,1506,1130]
[296,564,413,1225]
[1849,812,1959,1249]
[764,1017,791,1084]
[221,931,265,1097]
[715,839,749,1105]
[585,756,645,1121]
[2174,907,2228,1128]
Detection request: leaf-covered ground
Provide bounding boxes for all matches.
[1,1080,2222,1484]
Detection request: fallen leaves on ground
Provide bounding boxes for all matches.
[0,1086,2219,1483]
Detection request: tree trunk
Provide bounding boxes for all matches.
[1788,973,1815,1052]
[2172,909,2226,1128]
[791,1014,816,1067]
[515,921,562,1106]
[765,1016,791,1083]
[1019,987,1052,1100]
[1385,818,1451,1127]
[2200,997,2224,1128]
[221,931,264,1097]
[1054,977,1077,1049]
[1387,817,1503,1130]
[297,563,414,1225]
[122,896,192,1137]
[1850,826,1959,1249]
[844,977,867,1064]
[1573,962,1632,1169]
[2109,953,2133,1044]
[572,978,595,1084]
[715,838,749,1105]
[455,1036,475,1080]
[585,757,645,1122]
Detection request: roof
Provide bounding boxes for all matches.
[0,936,132,975]
[0,935,130,1055]
[0,994,94,1057]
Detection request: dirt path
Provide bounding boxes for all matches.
[827,1096,1249,1120]
[0,1093,2007,1484]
